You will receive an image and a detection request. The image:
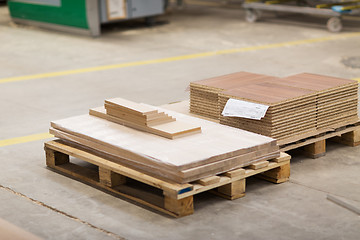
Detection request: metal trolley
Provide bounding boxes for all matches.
[243,0,360,32]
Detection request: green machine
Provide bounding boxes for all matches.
[8,0,166,36]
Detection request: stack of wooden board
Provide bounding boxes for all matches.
[190,72,359,142]
[105,98,176,126]
[278,73,358,130]
[50,105,280,183]
[190,72,275,120]
[90,98,201,139]
[219,82,318,140]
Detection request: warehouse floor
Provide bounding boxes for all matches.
[1,3,360,240]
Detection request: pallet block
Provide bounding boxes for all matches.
[45,140,290,217]
[259,164,291,183]
[293,127,360,159]
[212,179,246,200]
[331,129,360,147]
[303,139,326,159]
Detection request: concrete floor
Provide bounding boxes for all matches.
[1,3,360,240]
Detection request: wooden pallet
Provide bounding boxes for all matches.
[44,140,291,217]
[280,123,360,158]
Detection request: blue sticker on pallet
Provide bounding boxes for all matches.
[178,187,193,195]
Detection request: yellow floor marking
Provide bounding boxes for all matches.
[1,32,360,84]
[0,132,53,147]
[182,0,225,7]
[353,78,360,82]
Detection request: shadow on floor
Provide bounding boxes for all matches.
[100,18,170,35]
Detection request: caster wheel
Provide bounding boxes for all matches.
[245,9,261,23]
[327,17,342,32]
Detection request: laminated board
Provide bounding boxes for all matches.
[51,107,279,183]
[190,72,359,143]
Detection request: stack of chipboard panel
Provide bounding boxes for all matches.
[279,73,358,130]
[218,81,318,141]
[190,72,274,120]
[190,72,359,143]
[50,102,280,183]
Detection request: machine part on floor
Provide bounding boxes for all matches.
[8,0,167,37]
[242,0,360,32]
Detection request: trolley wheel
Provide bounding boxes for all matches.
[245,9,261,23]
[327,17,342,32]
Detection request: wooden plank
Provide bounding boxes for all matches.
[223,168,246,178]
[248,161,269,170]
[272,152,291,163]
[90,107,201,140]
[105,97,158,116]
[106,105,176,126]
[195,176,221,186]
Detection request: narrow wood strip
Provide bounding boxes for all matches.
[195,176,221,186]
[248,161,269,170]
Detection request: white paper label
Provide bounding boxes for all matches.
[222,98,269,120]
[108,0,126,19]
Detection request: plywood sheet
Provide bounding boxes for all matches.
[52,108,278,171]
[51,128,279,183]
